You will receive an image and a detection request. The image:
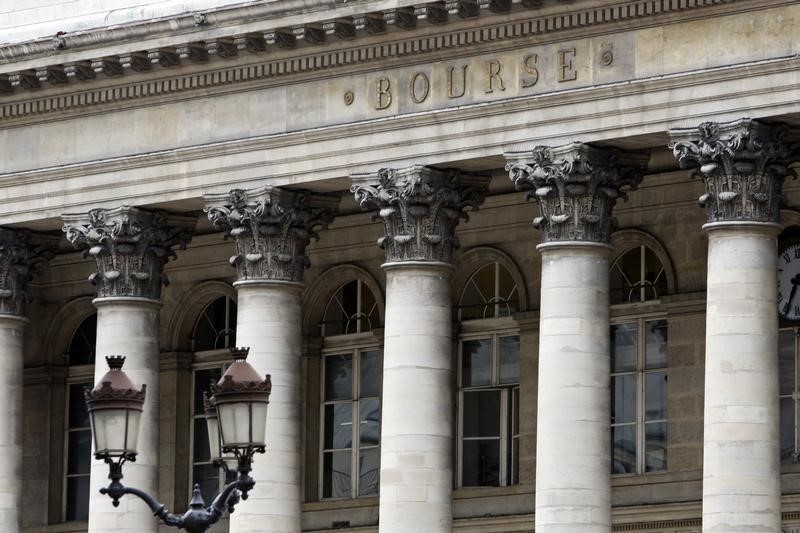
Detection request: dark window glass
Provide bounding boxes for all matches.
[359,350,381,399]
[322,280,381,335]
[193,463,220,505]
[193,418,211,463]
[781,397,796,464]
[65,382,92,522]
[645,372,667,421]
[325,355,353,401]
[324,404,353,450]
[610,246,668,304]
[323,450,352,499]
[68,384,90,428]
[67,314,96,366]
[462,390,501,438]
[462,440,500,487]
[65,476,90,521]
[499,335,520,384]
[193,296,237,351]
[194,368,222,415]
[645,320,668,369]
[462,339,492,387]
[358,448,380,496]
[780,330,796,396]
[359,399,380,447]
[644,421,667,472]
[67,431,92,475]
[611,323,637,372]
[458,263,519,320]
[611,375,636,424]
[612,425,636,474]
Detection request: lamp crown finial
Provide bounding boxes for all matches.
[105,355,126,370]
[230,346,250,361]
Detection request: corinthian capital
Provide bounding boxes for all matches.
[0,229,56,316]
[504,143,646,244]
[62,206,195,300]
[350,165,489,264]
[669,118,797,224]
[203,186,339,284]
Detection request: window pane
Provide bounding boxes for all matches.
[325,355,353,401]
[781,397,796,464]
[69,383,91,428]
[462,339,492,387]
[193,418,211,462]
[360,350,381,399]
[645,320,668,369]
[192,463,220,505]
[67,314,96,366]
[65,475,90,521]
[512,387,519,437]
[511,437,519,485]
[499,335,520,385]
[67,430,92,475]
[497,264,519,315]
[358,447,380,496]
[459,280,486,320]
[194,368,222,414]
[359,399,380,447]
[611,323,637,372]
[324,403,353,449]
[611,375,636,424]
[612,425,636,474]
[780,330,796,396]
[644,421,667,472]
[360,282,378,333]
[645,372,667,421]
[463,390,501,438]
[323,450,352,498]
[462,439,500,487]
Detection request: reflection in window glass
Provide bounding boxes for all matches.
[322,348,381,498]
[611,319,668,475]
[462,339,492,387]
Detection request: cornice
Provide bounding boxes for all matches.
[0,0,748,122]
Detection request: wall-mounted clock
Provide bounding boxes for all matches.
[779,240,800,321]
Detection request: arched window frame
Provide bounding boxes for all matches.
[452,247,526,489]
[305,266,385,501]
[608,230,672,477]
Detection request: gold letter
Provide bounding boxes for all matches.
[522,53,539,88]
[484,59,505,94]
[447,65,468,99]
[376,78,392,110]
[410,71,430,104]
[557,48,577,82]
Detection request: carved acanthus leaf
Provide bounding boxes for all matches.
[203,186,339,283]
[505,143,647,244]
[0,229,57,317]
[669,118,798,224]
[350,165,489,264]
[62,206,195,299]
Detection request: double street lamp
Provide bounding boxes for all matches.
[84,348,271,533]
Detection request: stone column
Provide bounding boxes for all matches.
[204,187,338,533]
[505,144,645,533]
[351,166,488,533]
[670,119,795,532]
[63,207,194,533]
[0,230,53,533]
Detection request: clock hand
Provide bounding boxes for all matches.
[783,274,800,315]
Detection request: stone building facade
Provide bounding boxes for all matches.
[2,1,800,532]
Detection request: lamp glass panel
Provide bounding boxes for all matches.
[125,411,141,452]
[250,401,268,446]
[206,416,220,459]
[91,408,129,454]
[218,402,250,446]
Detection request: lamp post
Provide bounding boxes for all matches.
[85,349,271,533]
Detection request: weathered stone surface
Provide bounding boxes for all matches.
[62,206,195,300]
[204,186,339,284]
[0,229,55,316]
[350,165,488,264]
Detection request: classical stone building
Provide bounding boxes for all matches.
[2,1,800,532]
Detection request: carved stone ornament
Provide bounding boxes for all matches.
[0,228,57,316]
[669,118,797,225]
[62,206,196,300]
[203,186,339,284]
[504,143,647,244]
[350,165,489,264]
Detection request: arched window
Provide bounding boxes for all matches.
[321,279,380,336]
[189,295,238,503]
[63,313,97,522]
[456,262,520,488]
[458,262,520,320]
[192,295,237,352]
[610,245,668,305]
[320,279,382,499]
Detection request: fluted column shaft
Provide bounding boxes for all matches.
[671,119,794,532]
[351,165,488,533]
[63,206,193,533]
[505,144,645,532]
[205,186,337,533]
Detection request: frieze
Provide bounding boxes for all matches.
[0,0,739,122]
[62,206,196,300]
[203,186,339,284]
[0,228,56,317]
[350,165,488,264]
[669,118,798,225]
[505,143,647,244]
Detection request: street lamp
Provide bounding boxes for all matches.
[85,349,271,533]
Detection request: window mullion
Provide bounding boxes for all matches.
[352,349,360,497]
[637,318,646,474]
[499,388,508,486]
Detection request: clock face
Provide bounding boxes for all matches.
[779,242,800,321]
